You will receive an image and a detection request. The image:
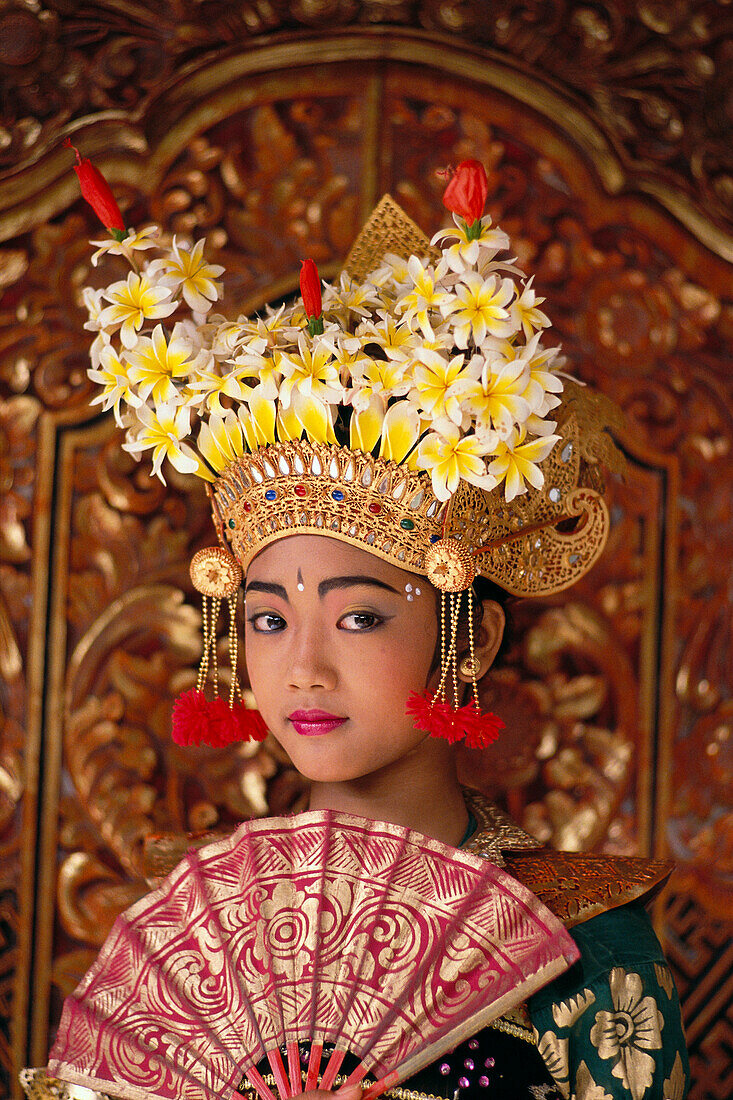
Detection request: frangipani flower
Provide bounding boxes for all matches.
[91,225,160,267]
[123,403,211,483]
[350,394,385,453]
[98,272,176,349]
[417,422,498,501]
[279,334,343,410]
[197,410,245,472]
[324,272,382,322]
[486,425,560,502]
[432,215,511,273]
[510,276,551,337]
[397,256,453,340]
[359,315,415,362]
[442,272,517,349]
[454,355,533,438]
[409,349,478,426]
[348,358,410,412]
[290,388,338,445]
[126,323,198,405]
[88,344,142,426]
[185,364,254,413]
[379,400,421,465]
[151,237,224,313]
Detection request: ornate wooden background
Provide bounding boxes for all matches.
[0,3,732,1099]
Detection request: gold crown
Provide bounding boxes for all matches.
[209,379,621,596]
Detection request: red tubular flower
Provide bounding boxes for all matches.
[441,159,489,226]
[64,138,126,237]
[300,258,324,335]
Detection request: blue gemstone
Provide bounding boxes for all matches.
[430,534,440,542]
[264,489,277,501]
[332,489,345,501]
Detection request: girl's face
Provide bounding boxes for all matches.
[243,535,440,783]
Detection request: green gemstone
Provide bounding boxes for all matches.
[228,518,236,529]
[400,518,415,530]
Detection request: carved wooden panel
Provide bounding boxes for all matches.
[0,7,731,1100]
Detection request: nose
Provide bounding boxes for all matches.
[287,625,337,693]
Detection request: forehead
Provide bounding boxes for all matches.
[247,534,417,587]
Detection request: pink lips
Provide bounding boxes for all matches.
[288,709,347,736]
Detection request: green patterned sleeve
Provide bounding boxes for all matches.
[528,901,690,1100]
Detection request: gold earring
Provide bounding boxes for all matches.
[459,655,480,678]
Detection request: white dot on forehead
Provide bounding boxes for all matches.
[406,594,413,601]
[297,582,304,591]
[405,583,412,592]
[415,588,421,596]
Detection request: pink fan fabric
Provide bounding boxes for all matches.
[48,811,579,1100]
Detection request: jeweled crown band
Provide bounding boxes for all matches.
[210,440,447,576]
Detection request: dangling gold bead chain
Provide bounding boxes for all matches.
[228,592,242,707]
[467,586,480,713]
[439,592,447,704]
[196,595,211,694]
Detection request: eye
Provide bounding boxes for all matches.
[337,611,384,632]
[247,612,286,633]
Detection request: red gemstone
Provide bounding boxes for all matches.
[294,485,307,497]
[243,501,252,512]
[368,503,382,514]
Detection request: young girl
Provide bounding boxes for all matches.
[26,157,689,1100]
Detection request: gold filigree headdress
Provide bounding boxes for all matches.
[75,153,623,747]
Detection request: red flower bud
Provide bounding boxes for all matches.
[441,159,488,225]
[299,258,322,320]
[64,138,126,234]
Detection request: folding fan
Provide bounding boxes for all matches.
[48,811,579,1100]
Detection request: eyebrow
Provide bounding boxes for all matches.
[244,575,399,601]
[318,575,399,598]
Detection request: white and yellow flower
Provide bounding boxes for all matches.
[122,402,211,483]
[323,272,382,322]
[350,394,385,453]
[417,421,498,501]
[90,224,160,267]
[409,349,478,426]
[358,315,415,362]
[486,424,560,502]
[151,237,224,314]
[88,344,142,426]
[197,410,246,473]
[348,358,410,412]
[98,272,176,349]
[278,334,343,410]
[432,214,511,274]
[379,400,421,465]
[230,348,284,402]
[441,272,517,349]
[454,355,532,438]
[126,323,199,405]
[396,256,453,340]
[510,276,551,338]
